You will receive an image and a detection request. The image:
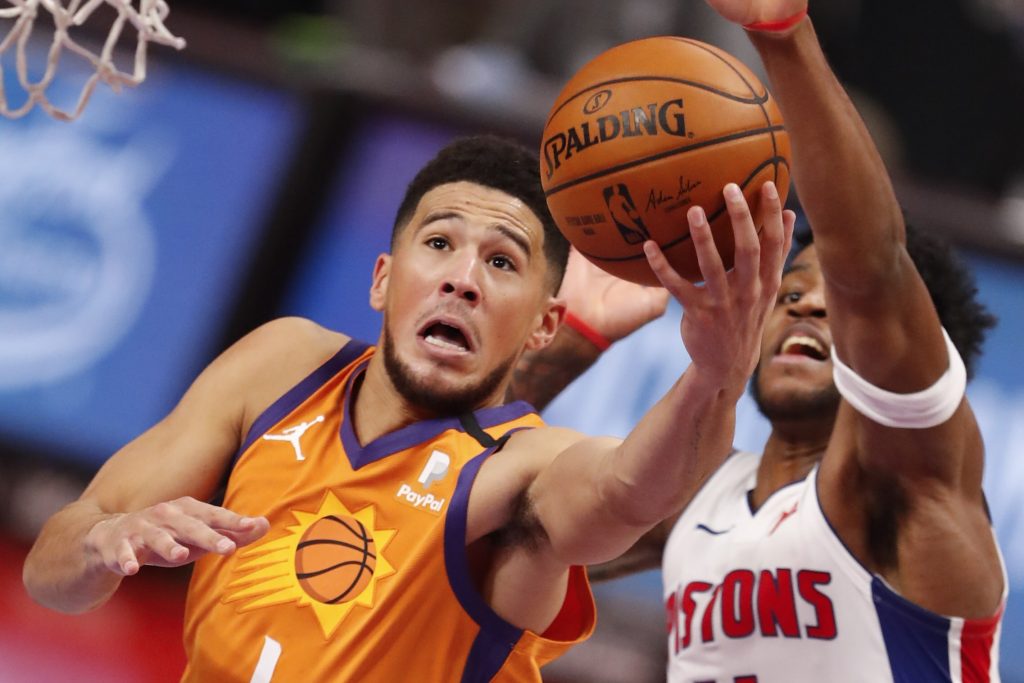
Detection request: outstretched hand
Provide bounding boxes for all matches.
[704,0,807,27]
[558,248,670,344]
[86,497,270,576]
[644,181,794,394]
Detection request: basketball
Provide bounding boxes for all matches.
[295,515,377,604]
[540,37,791,285]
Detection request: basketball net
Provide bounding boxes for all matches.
[0,0,185,121]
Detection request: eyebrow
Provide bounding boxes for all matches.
[422,211,533,260]
[782,262,810,277]
[494,224,533,260]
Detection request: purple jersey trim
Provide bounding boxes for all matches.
[209,339,370,506]
[443,430,534,682]
[238,339,371,457]
[338,361,535,469]
[872,576,954,682]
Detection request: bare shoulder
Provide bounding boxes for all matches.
[78,318,352,513]
[467,425,610,543]
[230,316,349,360]
[466,426,582,539]
[225,317,351,435]
[503,425,587,460]
[479,426,586,488]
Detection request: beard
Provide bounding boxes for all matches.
[381,325,515,417]
[749,362,841,423]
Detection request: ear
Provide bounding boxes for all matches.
[369,253,391,312]
[524,297,566,351]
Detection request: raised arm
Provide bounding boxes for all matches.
[22,318,341,613]
[738,5,980,485]
[718,1,1002,615]
[490,182,793,567]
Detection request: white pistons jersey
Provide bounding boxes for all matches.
[663,451,1005,683]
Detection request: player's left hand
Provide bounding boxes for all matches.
[558,247,670,344]
[644,181,794,394]
[703,0,807,29]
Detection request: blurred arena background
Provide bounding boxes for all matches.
[0,0,1022,680]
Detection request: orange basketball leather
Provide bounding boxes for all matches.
[541,37,791,284]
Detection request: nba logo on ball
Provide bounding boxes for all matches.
[541,37,791,285]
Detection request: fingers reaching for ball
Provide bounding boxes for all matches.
[86,497,270,576]
[642,180,794,391]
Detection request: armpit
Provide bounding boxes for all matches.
[492,488,549,553]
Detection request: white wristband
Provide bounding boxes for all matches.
[831,328,967,429]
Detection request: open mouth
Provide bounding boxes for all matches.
[421,321,471,353]
[779,334,828,361]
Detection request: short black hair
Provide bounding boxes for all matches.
[392,134,570,293]
[794,222,997,379]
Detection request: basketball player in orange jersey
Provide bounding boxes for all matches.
[23,133,793,681]
[516,2,1007,680]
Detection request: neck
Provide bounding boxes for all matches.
[751,416,833,511]
[351,353,510,446]
[351,355,428,446]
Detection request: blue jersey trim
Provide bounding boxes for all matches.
[872,576,953,683]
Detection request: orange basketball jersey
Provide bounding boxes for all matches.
[181,340,595,682]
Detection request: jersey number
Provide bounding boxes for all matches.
[249,636,282,683]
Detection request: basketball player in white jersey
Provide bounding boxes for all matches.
[513,1,1007,680]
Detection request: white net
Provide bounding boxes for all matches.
[0,0,185,121]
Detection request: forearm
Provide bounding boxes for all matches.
[23,501,123,614]
[509,324,603,411]
[588,546,662,582]
[604,366,738,527]
[751,19,905,289]
[587,515,674,582]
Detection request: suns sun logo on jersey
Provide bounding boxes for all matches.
[223,490,397,638]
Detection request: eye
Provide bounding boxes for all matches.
[426,236,449,250]
[779,290,802,305]
[489,254,516,272]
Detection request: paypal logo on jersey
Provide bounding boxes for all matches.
[395,484,445,513]
[394,450,451,514]
[417,450,450,488]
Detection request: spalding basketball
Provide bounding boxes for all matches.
[540,37,791,285]
[295,515,376,604]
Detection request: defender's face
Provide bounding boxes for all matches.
[753,245,840,419]
[369,181,561,412]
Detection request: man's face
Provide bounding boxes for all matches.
[751,245,841,423]
[369,181,562,415]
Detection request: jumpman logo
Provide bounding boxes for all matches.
[262,416,325,461]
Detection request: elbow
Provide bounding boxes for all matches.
[21,559,59,612]
[22,554,102,615]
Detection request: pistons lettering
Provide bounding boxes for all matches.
[543,99,688,179]
[666,568,837,655]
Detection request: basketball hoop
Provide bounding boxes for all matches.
[0,0,185,121]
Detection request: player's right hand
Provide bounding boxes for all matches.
[85,497,270,575]
[644,181,793,394]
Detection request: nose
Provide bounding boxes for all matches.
[786,287,826,319]
[439,254,482,304]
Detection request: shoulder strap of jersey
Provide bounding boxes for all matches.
[209,337,371,506]
[459,412,512,449]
